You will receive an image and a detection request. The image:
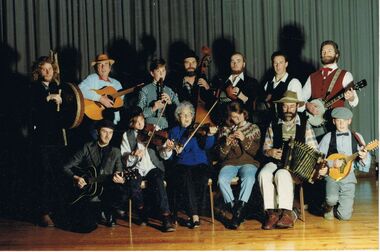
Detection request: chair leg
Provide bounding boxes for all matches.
[208,179,214,223]
[129,199,132,228]
[299,184,305,222]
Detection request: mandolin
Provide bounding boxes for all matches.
[307,79,367,126]
[84,83,144,120]
[327,139,378,181]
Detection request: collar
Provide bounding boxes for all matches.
[277,114,301,126]
[98,75,111,82]
[322,63,338,71]
[271,72,289,85]
[227,72,245,86]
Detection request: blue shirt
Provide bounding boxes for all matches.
[164,125,215,166]
[79,73,123,124]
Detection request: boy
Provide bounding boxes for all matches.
[137,58,180,130]
[120,106,175,232]
[319,107,371,220]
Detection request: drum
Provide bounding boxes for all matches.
[282,139,325,184]
[59,82,84,129]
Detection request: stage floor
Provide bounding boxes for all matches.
[0,178,378,250]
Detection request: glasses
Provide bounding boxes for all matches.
[179,113,193,119]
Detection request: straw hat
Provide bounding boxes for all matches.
[273,90,305,106]
[91,54,115,67]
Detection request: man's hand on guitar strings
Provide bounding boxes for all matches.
[344,88,355,102]
[73,175,87,189]
[306,102,320,115]
[99,95,114,108]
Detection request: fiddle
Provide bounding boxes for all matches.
[137,123,169,147]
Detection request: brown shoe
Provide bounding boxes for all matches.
[262,209,280,230]
[40,214,54,227]
[276,210,296,228]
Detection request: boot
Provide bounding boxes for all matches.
[229,200,246,229]
[262,209,280,230]
[162,214,176,232]
[276,209,296,228]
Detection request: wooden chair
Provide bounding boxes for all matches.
[297,183,306,222]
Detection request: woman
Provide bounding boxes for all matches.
[162,101,217,228]
[216,101,261,229]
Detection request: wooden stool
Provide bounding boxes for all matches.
[298,183,306,222]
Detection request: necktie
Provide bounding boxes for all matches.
[337,132,349,136]
[321,67,332,79]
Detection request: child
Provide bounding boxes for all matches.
[319,107,371,220]
[120,106,175,232]
[161,101,217,228]
[137,58,180,130]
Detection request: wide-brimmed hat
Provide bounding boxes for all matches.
[273,90,305,106]
[91,54,115,67]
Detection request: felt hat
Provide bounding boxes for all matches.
[273,90,305,106]
[91,54,115,67]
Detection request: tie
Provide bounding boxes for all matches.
[337,132,349,136]
[321,67,332,79]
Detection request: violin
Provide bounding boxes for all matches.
[137,123,169,147]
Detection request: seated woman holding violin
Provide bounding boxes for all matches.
[120,106,175,232]
[216,100,261,230]
[161,101,218,228]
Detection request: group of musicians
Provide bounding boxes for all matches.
[30,40,371,233]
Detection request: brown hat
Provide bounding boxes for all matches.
[91,54,115,67]
[273,90,305,106]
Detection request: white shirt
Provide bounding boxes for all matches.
[302,63,358,107]
[228,72,245,87]
[120,131,156,177]
[264,72,305,112]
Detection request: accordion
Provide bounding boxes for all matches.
[282,138,325,184]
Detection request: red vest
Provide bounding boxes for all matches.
[310,68,347,108]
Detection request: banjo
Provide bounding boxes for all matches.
[307,79,367,126]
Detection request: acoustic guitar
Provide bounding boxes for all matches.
[84,83,144,120]
[307,79,367,126]
[327,139,378,181]
[70,166,140,205]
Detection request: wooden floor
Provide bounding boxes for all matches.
[0,177,378,251]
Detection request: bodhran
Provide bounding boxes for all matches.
[59,82,84,129]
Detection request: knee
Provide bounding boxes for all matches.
[274,169,291,180]
[325,194,339,206]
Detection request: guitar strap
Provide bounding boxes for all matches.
[324,69,342,101]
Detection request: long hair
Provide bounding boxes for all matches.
[31,56,60,83]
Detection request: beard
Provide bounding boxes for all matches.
[184,69,196,77]
[321,55,337,65]
[283,112,297,121]
[231,68,244,75]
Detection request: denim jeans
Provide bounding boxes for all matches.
[218,164,258,204]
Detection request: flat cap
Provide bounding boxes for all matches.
[331,107,353,120]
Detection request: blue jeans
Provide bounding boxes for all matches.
[218,164,258,204]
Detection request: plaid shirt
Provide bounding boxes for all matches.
[263,114,318,155]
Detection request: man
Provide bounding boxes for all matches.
[30,55,65,227]
[258,91,325,230]
[302,40,358,138]
[173,50,216,109]
[63,120,124,232]
[258,51,304,131]
[217,52,259,122]
[79,54,123,126]
[137,58,180,130]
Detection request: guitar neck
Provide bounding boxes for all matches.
[324,81,353,109]
[111,83,144,99]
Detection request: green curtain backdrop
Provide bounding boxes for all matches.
[1,0,378,143]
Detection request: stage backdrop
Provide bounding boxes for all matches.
[0,0,378,145]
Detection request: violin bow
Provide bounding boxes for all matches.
[145,101,168,148]
[179,99,219,152]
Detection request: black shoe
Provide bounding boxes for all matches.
[137,208,148,226]
[186,218,201,229]
[229,200,246,229]
[162,215,176,232]
[101,211,116,227]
